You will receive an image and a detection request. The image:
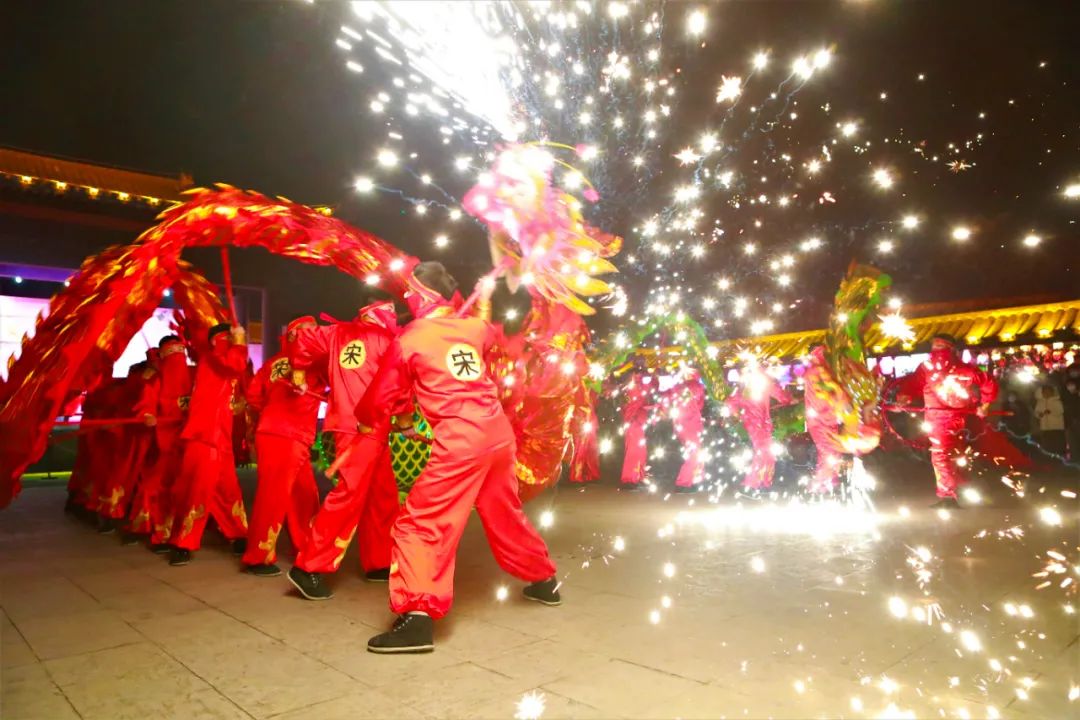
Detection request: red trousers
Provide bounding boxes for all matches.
[927,410,968,498]
[674,413,704,488]
[98,430,154,520]
[169,439,248,550]
[389,441,556,619]
[807,420,846,492]
[139,434,184,543]
[620,419,648,485]
[242,434,320,566]
[295,432,398,574]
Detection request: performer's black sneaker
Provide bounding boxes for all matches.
[245,563,282,578]
[97,517,119,535]
[523,577,562,606]
[169,549,192,566]
[231,538,247,557]
[364,568,391,583]
[120,531,141,546]
[149,543,173,555]
[287,567,333,600]
[930,497,961,510]
[367,614,435,654]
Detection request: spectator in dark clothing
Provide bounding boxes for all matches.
[1062,378,1080,461]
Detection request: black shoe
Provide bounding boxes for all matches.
[619,483,645,492]
[231,538,247,557]
[97,517,118,535]
[245,563,282,578]
[523,577,562,606]
[120,531,141,546]
[930,497,961,510]
[364,568,391,583]
[169,549,192,566]
[64,497,79,515]
[150,543,173,555]
[367,614,435,654]
[287,566,333,600]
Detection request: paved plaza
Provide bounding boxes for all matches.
[1,464,1076,719]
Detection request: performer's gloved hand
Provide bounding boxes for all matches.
[143,414,157,427]
[976,403,990,418]
[231,326,247,344]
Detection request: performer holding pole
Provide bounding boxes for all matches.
[240,317,322,576]
[285,302,401,600]
[890,334,998,508]
[167,323,250,565]
[367,262,558,655]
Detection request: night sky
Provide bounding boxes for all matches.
[2,0,1078,335]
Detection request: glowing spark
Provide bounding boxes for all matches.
[434,234,449,248]
[888,596,908,619]
[661,595,672,609]
[750,556,766,573]
[879,313,915,342]
[514,690,546,720]
[613,536,625,552]
[1064,183,1080,199]
[951,226,973,241]
[1040,507,1062,526]
[872,168,894,189]
[663,562,676,578]
[807,159,822,174]
[354,177,375,193]
[841,121,858,137]
[877,239,894,253]
[495,586,509,601]
[752,51,769,69]
[686,8,707,35]
[1023,233,1041,248]
[376,149,398,167]
[716,76,743,103]
[960,630,983,653]
[793,56,813,79]
[649,609,661,624]
[675,147,702,165]
[901,214,920,229]
[539,511,554,528]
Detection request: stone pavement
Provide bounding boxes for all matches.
[1,468,1077,719]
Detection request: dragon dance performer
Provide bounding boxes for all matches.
[367,262,559,655]
[726,362,792,490]
[65,377,127,518]
[240,316,322,577]
[97,356,160,538]
[129,336,193,552]
[891,334,998,507]
[618,368,656,488]
[167,323,250,565]
[662,368,706,491]
[286,302,401,600]
[803,345,854,493]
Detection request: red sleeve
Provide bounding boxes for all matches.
[976,369,999,405]
[134,375,159,417]
[892,365,926,400]
[246,362,272,412]
[772,383,793,405]
[363,340,412,421]
[223,344,248,376]
[291,325,332,373]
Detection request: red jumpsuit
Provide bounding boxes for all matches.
[130,341,192,539]
[241,349,321,567]
[68,380,124,510]
[893,350,998,498]
[98,365,159,520]
[291,303,400,575]
[726,368,792,490]
[662,374,706,488]
[385,301,557,619]
[803,347,850,492]
[169,334,250,550]
[619,374,656,485]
